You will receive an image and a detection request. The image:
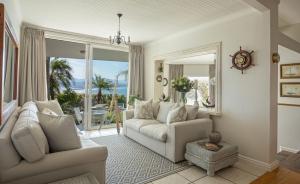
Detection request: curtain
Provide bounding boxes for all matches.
[129,45,144,99]
[168,64,183,102]
[19,27,48,105]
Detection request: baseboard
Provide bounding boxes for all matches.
[279,146,299,154]
[237,154,279,172]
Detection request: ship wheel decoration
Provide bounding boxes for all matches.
[230,46,254,74]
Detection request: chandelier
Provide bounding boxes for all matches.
[109,13,130,45]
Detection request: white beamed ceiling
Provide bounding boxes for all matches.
[17,0,250,43]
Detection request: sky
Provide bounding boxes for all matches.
[52,58,128,80]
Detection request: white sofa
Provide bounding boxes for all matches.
[0,102,108,184]
[123,109,213,163]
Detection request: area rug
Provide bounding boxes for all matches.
[91,135,189,184]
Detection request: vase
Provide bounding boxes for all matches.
[209,131,222,144]
[180,92,187,104]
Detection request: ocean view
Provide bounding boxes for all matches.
[72,86,127,96]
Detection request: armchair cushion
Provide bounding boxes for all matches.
[37,113,81,152]
[11,117,49,162]
[185,105,199,120]
[36,100,64,116]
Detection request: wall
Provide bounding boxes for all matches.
[0,0,22,41]
[184,64,209,77]
[144,10,276,163]
[278,46,300,152]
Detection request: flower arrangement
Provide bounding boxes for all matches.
[171,76,194,92]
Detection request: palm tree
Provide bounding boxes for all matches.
[92,75,112,104]
[49,58,73,99]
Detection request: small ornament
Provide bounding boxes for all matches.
[230,46,254,74]
[272,53,280,63]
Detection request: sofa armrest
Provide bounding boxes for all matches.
[166,118,213,162]
[1,140,108,182]
[123,109,134,120]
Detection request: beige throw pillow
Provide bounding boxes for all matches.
[11,118,49,162]
[134,99,154,119]
[166,105,187,124]
[152,101,160,119]
[36,100,64,115]
[185,105,199,120]
[37,113,81,152]
[156,102,177,123]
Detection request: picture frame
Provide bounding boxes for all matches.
[280,82,300,98]
[280,63,300,79]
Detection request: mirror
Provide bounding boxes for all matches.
[154,42,221,115]
[0,4,19,126]
[3,31,16,103]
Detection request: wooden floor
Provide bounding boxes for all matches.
[251,167,300,184]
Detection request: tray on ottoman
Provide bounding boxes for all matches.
[185,139,238,176]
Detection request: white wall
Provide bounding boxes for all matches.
[278,46,300,152]
[144,10,276,163]
[184,65,209,77]
[0,0,22,41]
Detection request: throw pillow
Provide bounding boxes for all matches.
[42,108,58,116]
[185,105,199,120]
[37,112,81,152]
[11,118,49,162]
[152,101,160,119]
[36,100,64,115]
[166,105,187,124]
[156,102,177,123]
[134,99,154,119]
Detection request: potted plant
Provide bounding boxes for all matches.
[171,76,194,103]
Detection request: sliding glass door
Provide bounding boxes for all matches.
[87,47,129,130]
[46,39,128,131]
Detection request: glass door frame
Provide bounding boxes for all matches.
[44,29,129,131]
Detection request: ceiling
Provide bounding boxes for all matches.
[279,0,300,27]
[17,0,250,43]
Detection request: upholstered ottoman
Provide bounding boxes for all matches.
[185,139,238,176]
[49,173,99,184]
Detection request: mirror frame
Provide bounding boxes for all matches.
[0,4,19,126]
[153,42,222,115]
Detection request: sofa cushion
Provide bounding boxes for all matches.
[124,119,160,132]
[134,99,154,119]
[140,124,168,142]
[156,102,177,123]
[18,109,39,121]
[21,101,39,113]
[185,105,199,120]
[0,108,21,169]
[166,105,187,124]
[36,100,64,115]
[11,117,49,162]
[37,112,81,152]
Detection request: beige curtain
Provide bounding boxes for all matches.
[19,27,48,105]
[129,45,144,99]
[168,64,183,102]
